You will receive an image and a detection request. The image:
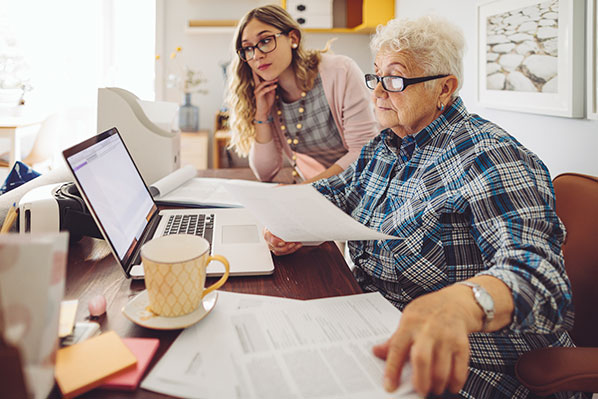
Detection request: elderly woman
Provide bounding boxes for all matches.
[265,16,579,399]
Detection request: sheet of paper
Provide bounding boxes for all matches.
[149,166,276,208]
[148,164,197,198]
[58,299,79,338]
[223,183,400,242]
[142,291,418,399]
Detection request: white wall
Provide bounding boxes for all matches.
[158,0,373,132]
[395,0,598,178]
[159,0,597,178]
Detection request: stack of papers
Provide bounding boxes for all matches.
[100,337,160,391]
[55,331,137,398]
[141,291,417,399]
[151,166,401,243]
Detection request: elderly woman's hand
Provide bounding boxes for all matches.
[263,228,303,256]
[373,286,480,397]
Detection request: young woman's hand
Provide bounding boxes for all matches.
[253,71,278,121]
[263,228,302,256]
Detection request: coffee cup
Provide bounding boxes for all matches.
[141,234,229,317]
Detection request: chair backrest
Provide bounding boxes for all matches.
[552,173,598,347]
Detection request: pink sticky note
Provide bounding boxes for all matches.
[100,337,160,391]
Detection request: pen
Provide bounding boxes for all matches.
[0,203,18,234]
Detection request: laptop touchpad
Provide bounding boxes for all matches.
[222,225,260,244]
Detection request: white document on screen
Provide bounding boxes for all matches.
[141,291,418,399]
[223,183,401,243]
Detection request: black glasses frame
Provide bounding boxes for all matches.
[237,32,286,62]
[364,74,449,92]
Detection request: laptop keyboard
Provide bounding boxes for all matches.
[163,213,215,251]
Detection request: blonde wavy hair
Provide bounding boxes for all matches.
[226,5,328,157]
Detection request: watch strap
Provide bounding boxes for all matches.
[456,281,495,332]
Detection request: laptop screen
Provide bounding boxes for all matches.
[63,128,157,266]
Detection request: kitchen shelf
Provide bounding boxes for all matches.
[282,0,394,34]
[186,19,238,34]
[185,0,394,35]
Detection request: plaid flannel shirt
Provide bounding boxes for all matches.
[313,97,580,399]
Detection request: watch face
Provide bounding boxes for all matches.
[475,291,494,309]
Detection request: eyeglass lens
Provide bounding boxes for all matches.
[365,75,404,91]
[240,35,278,61]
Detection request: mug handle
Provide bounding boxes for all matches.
[202,255,230,298]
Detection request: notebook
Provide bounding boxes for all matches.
[100,337,159,391]
[55,331,137,398]
[62,127,274,278]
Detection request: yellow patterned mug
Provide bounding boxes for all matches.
[141,234,229,317]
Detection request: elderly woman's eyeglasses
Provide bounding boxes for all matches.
[365,74,449,92]
[237,33,285,62]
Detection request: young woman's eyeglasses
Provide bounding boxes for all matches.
[237,32,286,62]
[364,74,448,92]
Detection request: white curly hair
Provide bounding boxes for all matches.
[370,15,465,98]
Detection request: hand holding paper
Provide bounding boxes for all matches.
[223,183,401,243]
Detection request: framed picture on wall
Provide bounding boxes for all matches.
[476,0,585,118]
[588,0,598,120]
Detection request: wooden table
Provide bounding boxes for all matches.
[50,168,361,398]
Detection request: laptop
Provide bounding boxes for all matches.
[62,127,274,279]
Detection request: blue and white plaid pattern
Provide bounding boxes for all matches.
[0,161,40,195]
[313,98,582,399]
[279,75,347,168]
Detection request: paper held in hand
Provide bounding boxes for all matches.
[223,183,402,243]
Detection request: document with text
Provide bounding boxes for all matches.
[223,184,401,243]
[141,291,418,399]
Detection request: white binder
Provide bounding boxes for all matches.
[97,87,180,185]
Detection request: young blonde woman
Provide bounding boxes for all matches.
[227,5,378,183]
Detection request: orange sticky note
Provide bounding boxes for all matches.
[100,337,160,391]
[55,331,137,398]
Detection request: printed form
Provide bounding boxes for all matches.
[141,291,418,399]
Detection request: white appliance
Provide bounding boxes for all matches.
[97,87,180,185]
[18,183,62,234]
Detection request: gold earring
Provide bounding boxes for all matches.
[438,103,444,111]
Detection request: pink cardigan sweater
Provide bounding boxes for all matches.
[248,53,379,181]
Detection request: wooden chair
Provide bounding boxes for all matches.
[0,112,60,171]
[21,112,65,170]
[515,173,598,397]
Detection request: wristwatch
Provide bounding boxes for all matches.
[456,281,495,332]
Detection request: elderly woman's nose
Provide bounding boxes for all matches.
[373,81,387,97]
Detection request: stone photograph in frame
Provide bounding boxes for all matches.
[588,0,598,120]
[476,0,584,117]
